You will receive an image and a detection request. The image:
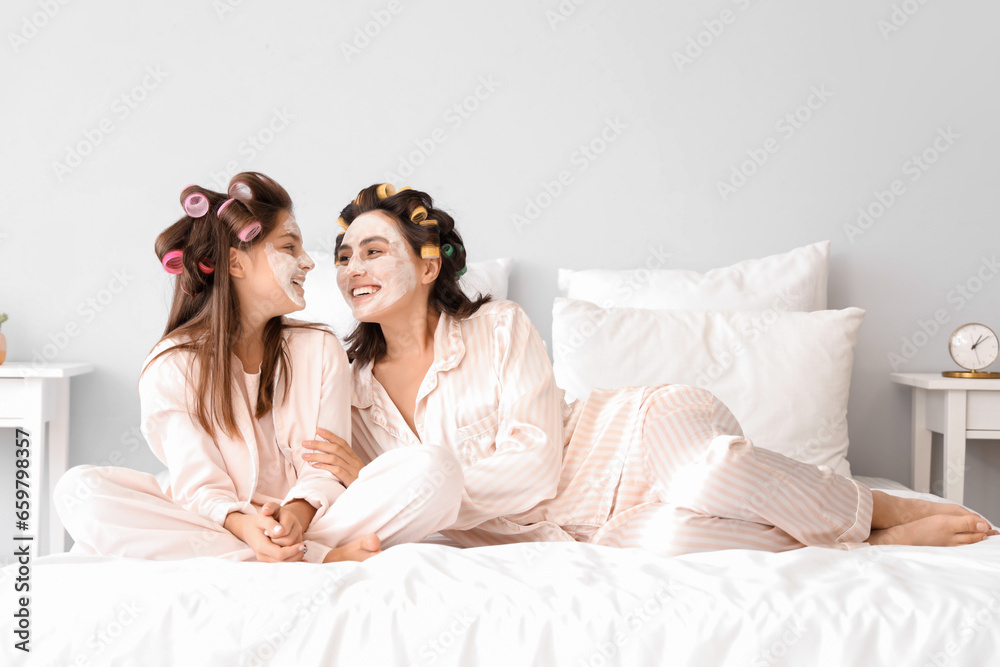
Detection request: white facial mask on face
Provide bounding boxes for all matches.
[336,213,417,320]
[264,218,313,309]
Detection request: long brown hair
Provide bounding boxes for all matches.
[145,172,327,441]
[335,183,490,365]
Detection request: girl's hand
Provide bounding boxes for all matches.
[244,523,305,562]
[302,427,365,487]
[261,501,307,547]
[225,509,305,562]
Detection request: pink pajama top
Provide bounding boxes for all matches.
[237,369,298,506]
[350,300,654,547]
[139,322,352,526]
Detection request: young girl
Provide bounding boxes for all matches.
[55,173,463,563]
[303,182,997,555]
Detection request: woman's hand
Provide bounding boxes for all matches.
[263,500,311,547]
[224,508,305,562]
[302,427,365,487]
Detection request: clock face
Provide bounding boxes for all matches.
[949,323,999,372]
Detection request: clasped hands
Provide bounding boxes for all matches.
[224,427,364,562]
[225,498,313,563]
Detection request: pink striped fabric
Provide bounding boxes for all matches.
[350,300,873,555]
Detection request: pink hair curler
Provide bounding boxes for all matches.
[229,181,252,201]
[162,250,183,275]
[218,198,235,216]
[198,259,215,274]
[183,192,210,218]
[238,221,262,243]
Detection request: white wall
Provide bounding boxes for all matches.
[3,0,999,553]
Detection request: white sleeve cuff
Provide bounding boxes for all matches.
[282,480,346,522]
[209,500,254,526]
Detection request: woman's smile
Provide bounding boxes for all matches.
[351,284,382,301]
[336,211,416,319]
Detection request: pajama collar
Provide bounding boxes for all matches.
[351,310,466,409]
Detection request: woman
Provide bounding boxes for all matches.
[55,173,463,563]
[304,182,996,555]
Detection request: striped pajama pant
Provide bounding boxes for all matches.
[589,385,874,556]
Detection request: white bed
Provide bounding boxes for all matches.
[4,478,999,666]
[8,243,999,666]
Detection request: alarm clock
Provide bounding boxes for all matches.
[942,322,1000,378]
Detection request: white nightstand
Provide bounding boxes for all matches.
[0,362,94,555]
[890,372,1000,505]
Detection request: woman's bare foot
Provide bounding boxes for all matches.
[867,514,996,547]
[322,534,382,563]
[870,490,990,529]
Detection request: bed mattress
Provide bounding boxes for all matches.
[3,484,998,666]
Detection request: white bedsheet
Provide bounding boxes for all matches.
[3,487,999,667]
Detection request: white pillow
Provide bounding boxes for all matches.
[296,251,513,341]
[551,298,864,477]
[558,241,829,311]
